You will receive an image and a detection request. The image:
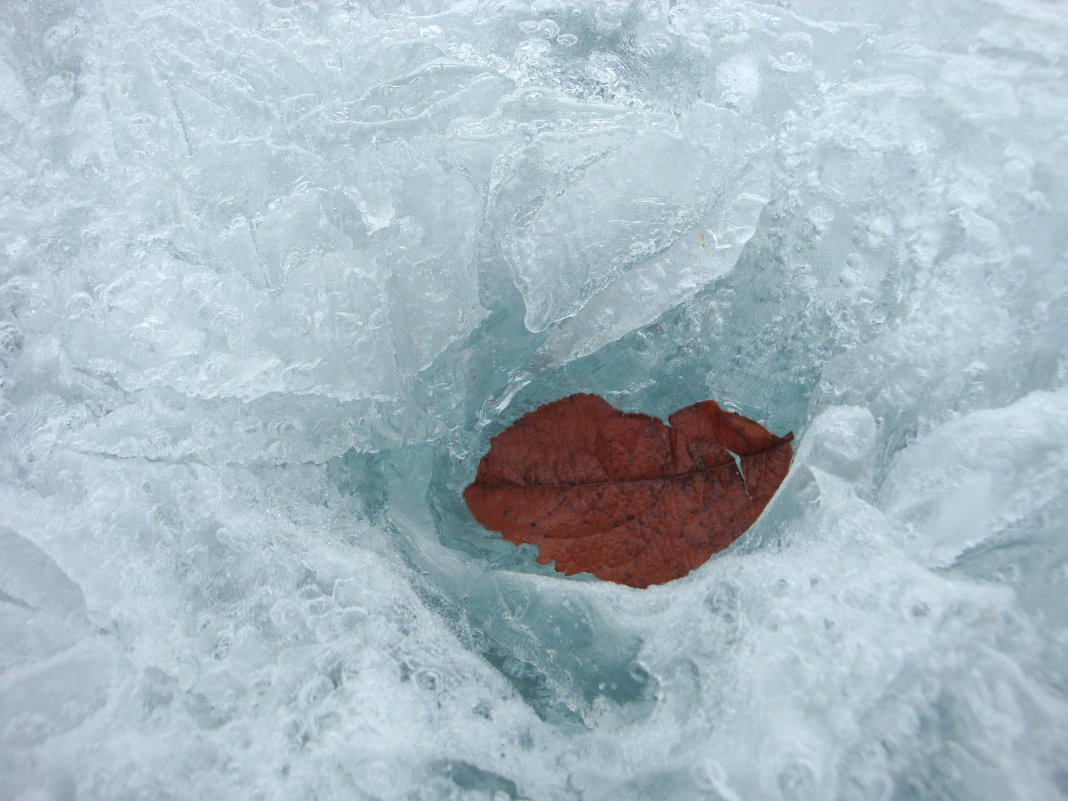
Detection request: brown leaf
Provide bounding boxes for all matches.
[464,394,793,588]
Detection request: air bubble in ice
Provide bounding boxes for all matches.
[769,33,814,73]
[538,19,561,39]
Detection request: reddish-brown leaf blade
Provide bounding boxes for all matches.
[464,393,793,588]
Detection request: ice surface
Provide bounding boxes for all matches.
[2,1,1068,800]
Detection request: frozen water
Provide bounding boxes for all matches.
[1,1,1067,800]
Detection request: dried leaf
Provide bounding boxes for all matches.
[464,394,793,588]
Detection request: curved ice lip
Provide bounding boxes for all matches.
[539,178,769,365]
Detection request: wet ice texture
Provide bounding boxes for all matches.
[2,1,1068,800]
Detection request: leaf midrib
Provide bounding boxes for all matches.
[473,438,791,489]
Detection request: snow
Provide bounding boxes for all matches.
[1,1,1067,799]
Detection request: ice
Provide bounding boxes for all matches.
[2,0,1068,800]
[538,106,771,365]
[879,389,1068,568]
[497,103,767,337]
[0,525,85,618]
